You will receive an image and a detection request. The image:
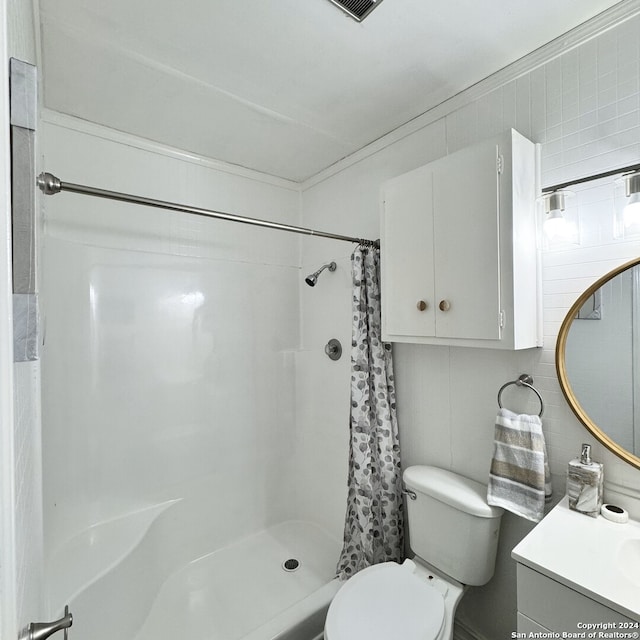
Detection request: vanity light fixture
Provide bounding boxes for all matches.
[542,190,569,241]
[542,161,640,241]
[623,170,640,228]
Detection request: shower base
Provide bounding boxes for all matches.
[49,502,341,640]
[134,520,340,640]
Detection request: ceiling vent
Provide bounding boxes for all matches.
[326,0,385,21]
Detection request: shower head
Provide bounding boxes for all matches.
[305,261,336,287]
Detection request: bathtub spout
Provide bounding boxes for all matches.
[28,606,73,640]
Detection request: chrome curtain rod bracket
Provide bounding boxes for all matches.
[36,172,379,247]
[37,172,61,195]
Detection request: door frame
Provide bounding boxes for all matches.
[0,0,19,637]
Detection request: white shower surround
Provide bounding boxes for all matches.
[40,117,343,638]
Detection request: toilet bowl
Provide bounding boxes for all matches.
[324,558,463,640]
[325,466,503,640]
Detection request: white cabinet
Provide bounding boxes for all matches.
[516,565,636,631]
[380,129,540,349]
[512,498,640,628]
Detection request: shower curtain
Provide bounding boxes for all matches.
[336,245,404,580]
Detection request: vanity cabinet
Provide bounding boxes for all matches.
[380,129,540,349]
[512,498,640,630]
[516,565,636,631]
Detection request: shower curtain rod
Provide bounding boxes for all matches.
[36,172,379,247]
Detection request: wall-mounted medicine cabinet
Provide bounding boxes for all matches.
[380,129,541,350]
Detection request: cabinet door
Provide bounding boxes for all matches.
[517,565,635,630]
[432,140,501,340]
[381,164,436,338]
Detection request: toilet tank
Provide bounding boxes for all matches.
[403,466,503,586]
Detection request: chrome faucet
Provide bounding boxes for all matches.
[28,606,72,640]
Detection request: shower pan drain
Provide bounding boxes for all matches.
[282,558,300,572]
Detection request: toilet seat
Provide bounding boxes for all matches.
[325,561,446,640]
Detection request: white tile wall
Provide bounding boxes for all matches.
[299,11,640,640]
[536,175,640,515]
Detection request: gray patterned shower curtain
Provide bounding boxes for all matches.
[335,245,404,580]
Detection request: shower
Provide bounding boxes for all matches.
[305,261,336,287]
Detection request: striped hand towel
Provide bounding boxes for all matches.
[487,408,552,523]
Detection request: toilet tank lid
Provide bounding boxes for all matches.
[403,466,503,519]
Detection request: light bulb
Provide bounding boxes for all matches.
[623,192,640,228]
[544,209,568,241]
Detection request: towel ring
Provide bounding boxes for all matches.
[497,374,544,417]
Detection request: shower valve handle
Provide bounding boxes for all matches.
[325,338,342,361]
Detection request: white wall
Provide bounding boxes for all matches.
[298,11,640,639]
[39,115,305,611]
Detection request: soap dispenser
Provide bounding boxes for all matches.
[567,444,603,518]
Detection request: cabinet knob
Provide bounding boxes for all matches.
[438,299,451,312]
[416,300,428,311]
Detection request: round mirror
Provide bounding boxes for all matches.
[556,256,640,470]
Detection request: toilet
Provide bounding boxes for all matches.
[325,465,504,640]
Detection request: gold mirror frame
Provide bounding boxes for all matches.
[556,255,640,470]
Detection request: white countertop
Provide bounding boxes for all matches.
[512,497,640,621]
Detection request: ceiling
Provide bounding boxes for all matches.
[39,0,625,182]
